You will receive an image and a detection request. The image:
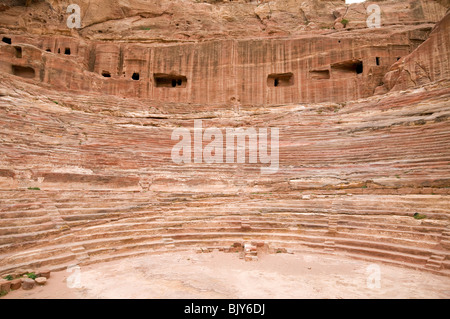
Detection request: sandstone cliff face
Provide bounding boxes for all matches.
[0,24,438,105]
[0,0,448,106]
[380,11,450,92]
[0,0,448,41]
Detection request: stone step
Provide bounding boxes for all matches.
[429,254,446,261]
[0,228,62,245]
[0,253,76,276]
[425,263,442,270]
[426,259,442,266]
[324,239,336,252]
[441,239,450,247]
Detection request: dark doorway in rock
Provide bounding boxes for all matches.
[267,73,294,87]
[331,60,363,77]
[356,61,363,74]
[57,48,61,54]
[12,65,35,79]
[2,37,11,44]
[102,71,111,78]
[46,49,51,52]
[154,74,187,88]
[64,48,71,55]
[132,72,140,81]
[376,57,380,66]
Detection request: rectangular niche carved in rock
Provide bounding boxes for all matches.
[2,37,11,44]
[310,69,330,80]
[267,73,294,87]
[14,46,22,58]
[331,60,363,77]
[12,65,35,79]
[154,73,187,88]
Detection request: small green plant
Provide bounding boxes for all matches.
[341,19,349,26]
[3,275,13,281]
[53,101,59,104]
[0,290,8,297]
[26,272,37,280]
[395,175,400,179]
[141,27,151,30]
[361,185,367,189]
[413,213,427,220]
[28,187,40,191]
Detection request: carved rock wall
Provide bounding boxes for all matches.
[0,26,432,105]
[381,11,450,92]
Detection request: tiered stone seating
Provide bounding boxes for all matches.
[0,69,449,277]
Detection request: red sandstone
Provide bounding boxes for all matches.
[0,1,449,297]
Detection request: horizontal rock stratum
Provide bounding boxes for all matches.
[0,0,449,278]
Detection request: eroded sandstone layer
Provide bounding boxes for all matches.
[0,0,449,279]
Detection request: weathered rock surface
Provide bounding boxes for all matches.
[380,11,450,92]
[0,26,435,105]
[0,0,448,106]
[10,279,22,290]
[35,277,47,285]
[0,280,11,293]
[21,278,35,290]
[37,270,51,279]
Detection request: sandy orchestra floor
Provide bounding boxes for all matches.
[3,249,450,299]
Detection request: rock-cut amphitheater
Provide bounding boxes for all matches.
[0,0,450,298]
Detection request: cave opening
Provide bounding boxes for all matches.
[132,72,140,81]
[154,74,187,88]
[46,48,51,52]
[331,60,363,77]
[64,48,71,55]
[14,46,22,58]
[356,61,363,74]
[12,65,35,79]
[267,73,294,87]
[2,37,11,44]
[376,57,380,66]
[102,71,111,78]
